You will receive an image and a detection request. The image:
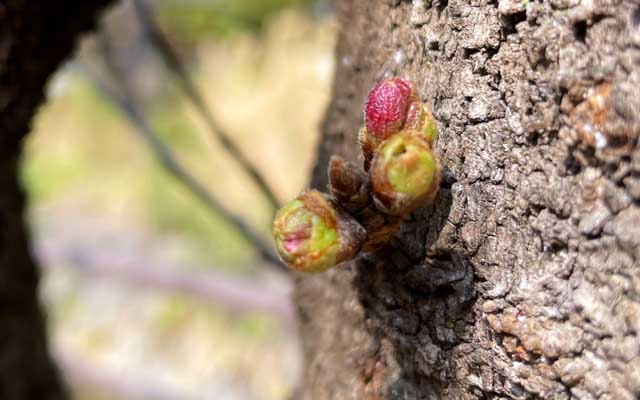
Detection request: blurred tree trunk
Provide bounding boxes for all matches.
[0,1,111,399]
[295,1,640,399]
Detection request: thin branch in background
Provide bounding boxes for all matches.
[56,346,259,400]
[37,233,294,323]
[131,0,281,210]
[81,33,284,269]
[56,347,190,400]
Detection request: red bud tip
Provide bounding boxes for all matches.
[365,77,415,139]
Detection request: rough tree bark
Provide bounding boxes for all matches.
[0,1,111,398]
[295,1,640,399]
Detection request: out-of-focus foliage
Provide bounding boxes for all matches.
[23,4,336,398]
[156,0,322,40]
[24,9,336,270]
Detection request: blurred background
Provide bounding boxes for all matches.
[21,0,336,398]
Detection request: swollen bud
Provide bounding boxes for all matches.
[360,78,432,171]
[405,101,438,145]
[272,190,366,273]
[370,132,439,216]
[328,155,369,213]
[365,77,416,139]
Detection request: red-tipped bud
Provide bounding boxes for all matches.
[365,77,416,139]
[272,190,366,273]
[370,131,440,216]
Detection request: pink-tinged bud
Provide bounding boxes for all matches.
[272,190,366,273]
[365,77,416,139]
[370,131,440,216]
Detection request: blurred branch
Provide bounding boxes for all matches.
[56,347,190,400]
[81,33,284,270]
[55,346,259,400]
[37,234,294,323]
[131,0,281,210]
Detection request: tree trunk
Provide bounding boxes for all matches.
[295,1,640,399]
[0,2,111,398]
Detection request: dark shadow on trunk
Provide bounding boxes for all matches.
[0,1,113,398]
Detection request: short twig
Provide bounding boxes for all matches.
[131,0,281,209]
[82,34,283,269]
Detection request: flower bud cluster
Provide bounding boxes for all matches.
[273,78,440,272]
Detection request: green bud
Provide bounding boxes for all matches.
[370,131,439,216]
[405,102,438,145]
[272,190,366,273]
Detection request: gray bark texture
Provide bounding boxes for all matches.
[295,1,640,399]
[0,1,111,399]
